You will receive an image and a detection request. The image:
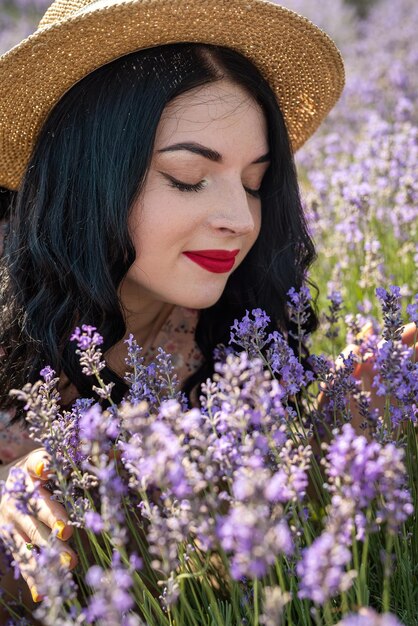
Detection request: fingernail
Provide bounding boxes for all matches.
[59,551,72,568]
[30,585,43,603]
[356,322,373,341]
[34,461,44,478]
[53,520,66,540]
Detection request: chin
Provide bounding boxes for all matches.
[177,288,225,310]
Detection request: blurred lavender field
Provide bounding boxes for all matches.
[0,0,50,53]
[279,0,418,352]
[1,0,417,352]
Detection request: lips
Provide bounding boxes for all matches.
[183,249,240,274]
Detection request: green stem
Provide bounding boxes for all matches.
[384,395,392,433]
[382,534,394,613]
[253,577,259,626]
[351,536,363,607]
[358,511,371,605]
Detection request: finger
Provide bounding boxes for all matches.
[8,479,74,543]
[12,516,78,575]
[25,449,53,481]
[401,322,418,349]
[9,527,77,604]
[15,515,78,571]
[33,484,74,541]
[355,321,374,342]
[11,529,45,603]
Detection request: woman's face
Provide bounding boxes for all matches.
[122,78,270,313]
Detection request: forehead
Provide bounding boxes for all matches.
[154,79,268,149]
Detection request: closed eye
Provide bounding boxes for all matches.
[170,179,205,193]
[160,172,205,193]
[160,172,261,197]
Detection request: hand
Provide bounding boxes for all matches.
[0,447,78,603]
[339,322,417,432]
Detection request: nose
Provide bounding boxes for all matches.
[209,180,258,236]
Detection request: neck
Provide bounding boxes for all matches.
[104,280,175,376]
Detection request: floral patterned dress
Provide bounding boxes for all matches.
[0,306,202,465]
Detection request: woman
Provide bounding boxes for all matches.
[0,0,355,606]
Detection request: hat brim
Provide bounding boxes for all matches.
[0,0,344,190]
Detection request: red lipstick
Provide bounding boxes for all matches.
[183,249,240,274]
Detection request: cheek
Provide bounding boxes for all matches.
[129,199,196,262]
[252,206,263,243]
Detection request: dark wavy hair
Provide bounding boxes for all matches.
[0,43,318,416]
[0,187,14,221]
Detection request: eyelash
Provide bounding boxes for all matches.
[169,178,205,193]
[167,176,261,198]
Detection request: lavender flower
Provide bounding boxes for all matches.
[376,286,404,341]
[229,308,271,357]
[310,352,359,425]
[10,367,61,449]
[372,339,418,425]
[0,467,40,516]
[31,539,79,626]
[57,397,95,468]
[216,502,292,580]
[336,608,404,626]
[286,286,312,346]
[141,499,193,578]
[71,325,108,379]
[264,441,311,504]
[124,335,186,410]
[119,400,191,499]
[259,586,291,626]
[406,293,418,325]
[324,289,343,341]
[297,530,356,603]
[324,424,413,535]
[266,330,314,399]
[79,403,120,453]
[83,452,127,547]
[83,553,136,626]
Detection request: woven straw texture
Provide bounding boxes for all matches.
[0,0,344,190]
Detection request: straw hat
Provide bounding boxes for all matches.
[0,0,345,190]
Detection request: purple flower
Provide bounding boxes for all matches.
[375,286,404,341]
[57,397,95,468]
[143,500,193,578]
[372,338,418,425]
[79,403,119,451]
[70,325,106,377]
[286,286,312,345]
[0,467,40,516]
[324,424,413,534]
[336,608,404,626]
[216,503,292,580]
[406,293,418,325]
[124,335,185,409]
[84,553,135,625]
[310,352,359,424]
[27,537,79,623]
[324,290,344,340]
[85,511,104,533]
[297,530,356,603]
[119,400,191,499]
[39,366,55,383]
[71,324,104,350]
[264,442,311,503]
[266,330,313,399]
[229,308,271,357]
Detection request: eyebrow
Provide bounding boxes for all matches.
[157,142,270,164]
